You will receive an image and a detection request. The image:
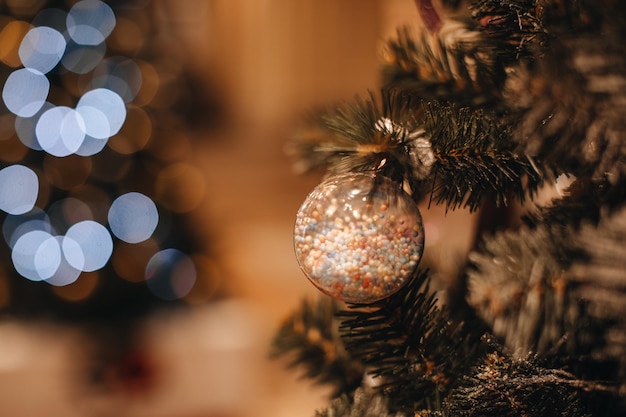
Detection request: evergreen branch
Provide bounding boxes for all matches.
[420,102,545,211]
[338,270,484,412]
[288,92,547,213]
[470,0,545,62]
[567,207,626,388]
[466,225,591,357]
[522,177,603,228]
[286,90,427,182]
[381,25,504,106]
[466,215,626,400]
[504,33,626,197]
[444,350,595,417]
[270,297,364,396]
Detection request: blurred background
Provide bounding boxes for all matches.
[0,1,478,416]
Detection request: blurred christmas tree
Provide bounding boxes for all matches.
[272,1,626,416]
[0,0,224,391]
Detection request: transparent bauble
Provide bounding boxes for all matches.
[294,172,425,303]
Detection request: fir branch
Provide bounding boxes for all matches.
[444,350,594,417]
[338,270,484,413]
[420,102,545,211]
[466,225,592,357]
[567,207,626,388]
[522,177,603,228]
[381,24,504,106]
[470,0,545,62]
[466,216,626,401]
[270,297,364,396]
[289,91,546,213]
[504,33,626,198]
[287,90,427,182]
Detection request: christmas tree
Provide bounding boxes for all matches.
[0,0,223,394]
[271,1,626,416]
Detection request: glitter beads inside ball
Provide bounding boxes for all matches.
[294,173,424,303]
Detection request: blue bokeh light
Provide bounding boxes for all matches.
[15,102,52,151]
[33,233,62,280]
[64,220,113,272]
[108,192,159,243]
[145,249,197,300]
[35,106,86,157]
[2,208,53,248]
[46,235,83,286]
[67,0,116,46]
[12,230,58,281]
[19,26,66,74]
[77,88,126,138]
[92,57,142,102]
[2,69,50,118]
[62,40,107,74]
[0,165,39,215]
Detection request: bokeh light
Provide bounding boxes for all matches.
[76,87,126,138]
[11,229,57,281]
[112,239,159,283]
[133,60,159,106]
[2,207,53,248]
[68,184,110,225]
[64,220,112,272]
[62,40,106,74]
[36,105,85,156]
[145,249,197,301]
[183,254,222,304]
[108,192,158,244]
[2,68,50,117]
[0,164,38,215]
[108,16,145,54]
[6,1,47,17]
[51,271,99,301]
[92,56,142,103]
[74,134,109,156]
[0,123,29,163]
[155,162,206,213]
[31,8,66,32]
[18,26,66,74]
[47,197,93,234]
[33,232,62,280]
[0,21,32,68]
[66,0,115,46]
[108,105,152,154]
[0,0,216,315]
[14,101,50,151]
[43,154,92,190]
[49,235,83,285]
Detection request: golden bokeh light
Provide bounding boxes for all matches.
[108,105,152,155]
[43,153,92,190]
[147,129,192,163]
[182,254,223,305]
[133,60,160,107]
[154,162,206,213]
[68,184,112,225]
[112,239,160,284]
[0,20,31,67]
[108,16,145,55]
[51,271,100,302]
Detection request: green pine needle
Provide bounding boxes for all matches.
[338,270,484,412]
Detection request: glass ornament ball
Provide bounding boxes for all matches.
[293,173,425,303]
